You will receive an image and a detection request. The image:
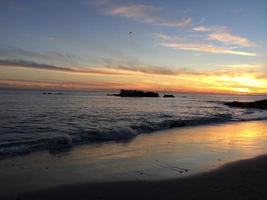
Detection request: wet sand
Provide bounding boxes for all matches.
[1,120,267,199]
[5,155,267,200]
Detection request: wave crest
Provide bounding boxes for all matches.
[1,114,267,157]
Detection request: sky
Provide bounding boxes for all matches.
[0,0,267,94]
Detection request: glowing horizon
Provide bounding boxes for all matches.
[1,64,266,95]
[0,0,266,95]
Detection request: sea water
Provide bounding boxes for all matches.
[0,89,266,156]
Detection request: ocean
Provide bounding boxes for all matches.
[0,90,266,156]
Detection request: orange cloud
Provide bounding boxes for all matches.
[1,68,266,95]
[0,59,266,94]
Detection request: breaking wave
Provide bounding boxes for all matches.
[1,91,267,157]
[1,114,267,157]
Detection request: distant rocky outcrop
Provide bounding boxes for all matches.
[113,90,160,97]
[163,94,175,98]
[224,99,267,109]
[42,92,63,95]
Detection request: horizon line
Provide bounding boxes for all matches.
[1,86,266,96]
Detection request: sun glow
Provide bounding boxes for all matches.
[0,66,266,94]
[232,76,263,87]
[233,87,250,94]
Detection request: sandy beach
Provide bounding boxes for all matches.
[7,155,267,200]
[1,120,267,200]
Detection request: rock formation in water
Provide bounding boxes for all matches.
[224,99,267,109]
[113,90,160,97]
[163,94,175,98]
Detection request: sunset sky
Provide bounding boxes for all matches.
[0,0,266,94]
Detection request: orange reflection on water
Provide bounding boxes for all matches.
[64,120,267,180]
[1,120,267,187]
[137,120,267,155]
[74,120,267,165]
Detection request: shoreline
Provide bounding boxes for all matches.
[1,118,267,159]
[1,120,267,199]
[5,154,267,200]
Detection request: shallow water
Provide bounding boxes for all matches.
[1,120,267,197]
[0,90,267,155]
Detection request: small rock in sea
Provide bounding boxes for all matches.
[163,94,175,98]
[114,89,160,97]
[224,99,267,109]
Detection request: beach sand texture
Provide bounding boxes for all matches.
[1,120,267,199]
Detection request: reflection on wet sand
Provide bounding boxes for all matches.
[1,120,267,197]
[77,120,267,167]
